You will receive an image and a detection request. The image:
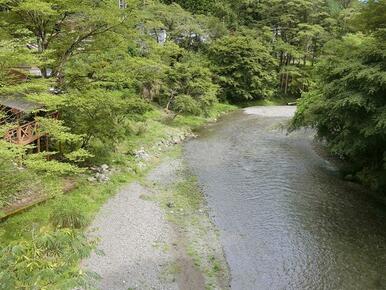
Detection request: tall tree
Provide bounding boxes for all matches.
[1,0,130,82]
[209,35,277,102]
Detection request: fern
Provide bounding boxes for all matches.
[0,228,97,289]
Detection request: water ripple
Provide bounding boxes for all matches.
[185,108,386,290]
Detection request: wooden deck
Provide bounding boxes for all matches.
[5,120,41,145]
[4,112,58,145]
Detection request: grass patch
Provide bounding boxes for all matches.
[0,172,135,245]
[50,202,89,229]
[152,241,171,253]
[0,165,140,289]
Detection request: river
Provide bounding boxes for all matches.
[184,106,386,290]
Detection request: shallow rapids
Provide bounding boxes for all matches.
[184,106,386,290]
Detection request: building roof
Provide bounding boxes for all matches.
[0,94,43,112]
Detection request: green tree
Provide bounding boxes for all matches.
[292,0,386,190]
[209,35,277,102]
[0,38,83,206]
[159,53,219,115]
[161,0,216,14]
[1,0,130,82]
[142,2,226,51]
[292,34,386,190]
[356,0,386,37]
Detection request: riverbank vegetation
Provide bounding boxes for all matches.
[0,0,384,288]
[292,1,386,192]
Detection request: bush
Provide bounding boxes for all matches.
[174,94,202,115]
[0,228,96,289]
[50,202,88,229]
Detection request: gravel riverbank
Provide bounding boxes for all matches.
[83,181,178,290]
[83,152,229,290]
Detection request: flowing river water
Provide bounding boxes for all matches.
[184,106,386,290]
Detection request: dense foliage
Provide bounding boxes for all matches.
[209,35,277,102]
[292,1,386,191]
[0,0,348,163]
[0,228,95,289]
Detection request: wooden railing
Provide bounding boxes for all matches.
[4,112,59,145]
[5,121,40,145]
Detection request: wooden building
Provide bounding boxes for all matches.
[0,95,58,150]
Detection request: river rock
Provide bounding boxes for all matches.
[101,164,109,172]
[89,164,112,183]
[127,167,135,174]
[88,177,97,182]
[137,161,146,170]
[135,148,151,161]
[96,172,110,183]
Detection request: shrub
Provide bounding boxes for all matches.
[50,202,88,229]
[174,94,202,115]
[0,228,96,289]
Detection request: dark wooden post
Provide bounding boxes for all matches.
[17,127,22,144]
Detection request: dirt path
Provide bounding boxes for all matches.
[83,154,219,290]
